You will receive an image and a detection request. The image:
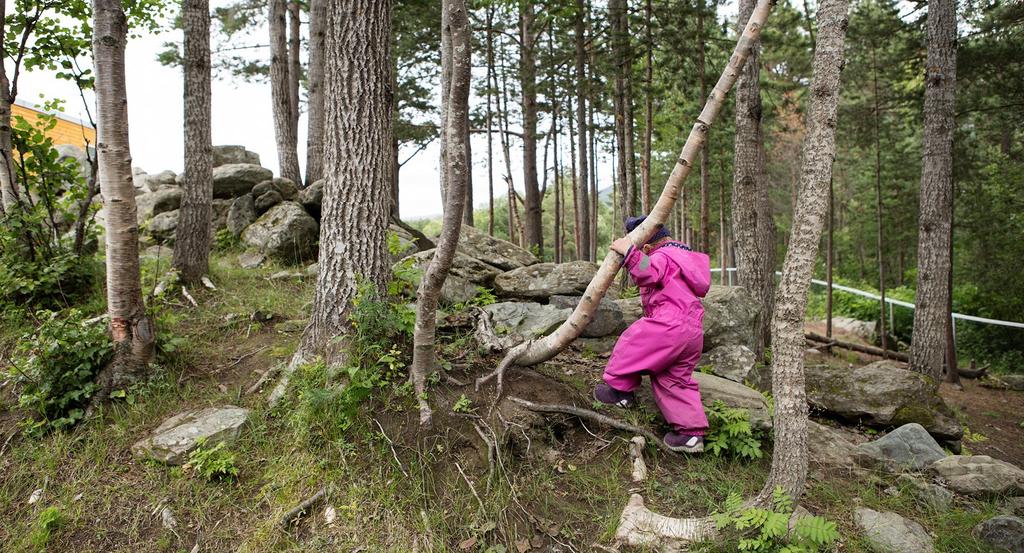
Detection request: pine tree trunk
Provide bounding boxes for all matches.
[826,176,834,343]
[486,6,496,236]
[588,65,598,260]
[173,0,213,283]
[757,0,849,504]
[732,0,776,360]
[520,2,542,255]
[872,54,888,356]
[305,0,326,186]
[287,0,301,141]
[92,0,155,402]
[574,0,591,261]
[698,0,710,253]
[944,187,960,385]
[412,0,470,426]
[911,0,956,385]
[296,0,392,364]
[610,0,633,222]
[719,164,727,285]
[641,0,653,214]
[269,0,300,183]
[479,0,776,385]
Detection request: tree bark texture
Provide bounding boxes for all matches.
[757,0,849,504]
[485,6,496,235]
[92,0,155,396]
[287,0,301,138]
[298,0,392,362]
[574,0,591,261]
[732,0,776,360]
[305,0,327,186]
[520,2,542,256]
[479,0,776,391]
[641,0,653,215]
[610,0,636,221]
[173,0,213,283]
[411,0,470,427]
[698,0,710,253]
[269,0,300,184]
[911,0,956,385]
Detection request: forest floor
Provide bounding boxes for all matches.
[1,252,1021,552]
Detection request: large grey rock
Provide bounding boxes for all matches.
[701,286,759,352]
[550,295,627,338]
[251,177,298,202]
[148,210,179,243]
[455,225,539,270]
[494,261,597,300]
[212,163,273,199]
[238,251,267,269]
[483,302,571,340]
[212,145,261,167]
[929,455,1024,498]
[210,198,233,232]
[132,406,249,465]
[298,179,324,219]
[854,508,934,553]
[254,189,283,215]
[804,360,962,440]
[401,249,504,286]
[134,169,178,193]
[699,344,757,383]
[808,420,863,473]
[616,297,644,325]
[136,188,183,223]
[897,474,954,510]
[974,516,1024,553]
[829,316,877,343]
[692,372,771,430]
[241,202,319,263]
[854,423,947,472]
[984,374,1024,391]
[227,194,257,237]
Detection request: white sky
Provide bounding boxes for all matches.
[11,0,738,221]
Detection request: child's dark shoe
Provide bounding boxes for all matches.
[593,383,635,408]
[664,432,704,453]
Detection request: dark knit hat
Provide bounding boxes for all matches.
[625,215,670,245]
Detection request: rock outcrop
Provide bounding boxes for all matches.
[455,225,538,270]
[929,455,1024,498]
[483,302,571,340]
[854,508,934,553]
[494,261,598,300]
[212,145,261,167]
[853,423,947,472]
[132,406,249,465]
[240,202,319,263]
[212,163,273,199]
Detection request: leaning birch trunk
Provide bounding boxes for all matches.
[269,0,393,406]
[269,0,300,184]
[411,0,471,427]
[0,2,18,216]
[305,0,326,186]
[753,0,849,504]
[91,0,155,406]
[173,0,213,283]
[477,0,776,397]
[911,0,956,385]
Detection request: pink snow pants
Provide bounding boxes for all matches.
[603,311,709,436]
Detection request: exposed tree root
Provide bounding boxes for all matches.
[507,396,675,456]
[472,307,519,354]
[614,493,714,550]
[629,436,648,483]
[245,362,282,395]
[279,487,327,529]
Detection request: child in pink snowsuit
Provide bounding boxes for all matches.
[593,216,712,453]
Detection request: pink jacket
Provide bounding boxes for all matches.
[623,243,712,323]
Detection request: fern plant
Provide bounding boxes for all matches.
[712,487,839,552]
[704,400,765,460]
[183,438,240,481]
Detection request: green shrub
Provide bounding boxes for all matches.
[213,228,241,251]
[30,506,63,550]
[704,400,765,460]
[11,309,113,435]
[711,487,839,552]
[184,438,240,481]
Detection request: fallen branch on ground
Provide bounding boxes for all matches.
[279,487,327,529]
[508,396,675,456]
[615,494,714,549]
[805,332,909,362]
[245,363,282,395]
[629,436,648,483]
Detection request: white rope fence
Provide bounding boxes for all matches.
[709,267,1024,332]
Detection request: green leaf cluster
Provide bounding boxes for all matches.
[704,400,765,460]
[711,487,839,552]
[184,438,240,482]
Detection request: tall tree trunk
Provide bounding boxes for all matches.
[553,99,562,263]
[640,0,653,214]
[478,0,776,394]
[588,64,598,260]
[412,0,470,427]
[911,0,956,385]
[732,0,776,360]
[305,0,326,186]
[610,0,634,221]
[719,162,727,285]
[486,5,496,236]
[826,175,834,345]
[287,0,301,140]
[497,36,518,243]
[944,186,960,386]
[0,0,16,215]
[91,0,155,403]
[574,0,591,261]
[698,0,710,253]
[872,52,888,356]
[759,0,849,502]
[173,0,213,283]
[269,0,300,183]
[520,1,542,255]
[292,0,392,366]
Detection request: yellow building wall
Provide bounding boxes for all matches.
[11,103,96,149]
